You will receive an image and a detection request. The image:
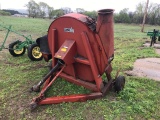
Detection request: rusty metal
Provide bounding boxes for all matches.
[96,9,114,60]
[30,9,125,110]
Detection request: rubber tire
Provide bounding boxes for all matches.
[9,41,26,57]
[150,40,153,47]
[27,43,43,61]
[114,76,125,93]
[158,36,160,41]
[150,36,154,47]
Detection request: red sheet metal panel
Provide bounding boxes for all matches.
[48,10,114,82]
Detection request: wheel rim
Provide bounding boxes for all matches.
[32,46,42,59]
[13,44,24,54]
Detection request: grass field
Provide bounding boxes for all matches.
[0,16,160,120]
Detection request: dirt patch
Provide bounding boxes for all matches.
[143,42,160,49]
[156,49,160,54]
[125,58,160,81]
[0,50,8,61]
[126,40,160,81]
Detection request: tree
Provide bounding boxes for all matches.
[132,2,145,24]
[52,9,64,18]
[25,0,39,18]
[0,10,11,16]
[38,2,48,18]
[83,11,97,19]
[114,8,131,23]
[147,3,160,25]
[47,6,54,19]
[25,0,32,17]
[141,0,149,32]
[1,9,19,15]
[76,8,85,14]
[61,7,72,14]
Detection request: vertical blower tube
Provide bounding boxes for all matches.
[96,9,114,61]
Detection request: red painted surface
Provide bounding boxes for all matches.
[31,9,115,107]
[96,9,114,59]
[39,92,102,105]
[48,10,114,81]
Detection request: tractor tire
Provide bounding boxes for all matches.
[27,43,43,61]
[114,76,125,93]
[9,41,26,57]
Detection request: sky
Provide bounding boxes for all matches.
[0,0,160,13]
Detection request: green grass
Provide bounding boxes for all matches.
[0,16,160,120]
[0,16,51,40]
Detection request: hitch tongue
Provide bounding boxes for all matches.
[30,63,65,111]
[30,59,64,92]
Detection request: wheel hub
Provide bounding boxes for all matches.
[13,45,24,54]
[32,47,42,58]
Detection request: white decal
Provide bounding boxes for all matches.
[64,27,74,33]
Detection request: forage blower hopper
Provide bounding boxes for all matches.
[30,9,125,110]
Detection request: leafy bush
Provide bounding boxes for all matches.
[0,10,11,16]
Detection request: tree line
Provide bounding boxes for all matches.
[25,0,97,19]
[1,0,159,26]
[0,10,11,16]
[25,0,160,25]
[0,9,20,15]
[114,2,160,25]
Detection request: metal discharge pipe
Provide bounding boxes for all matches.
[96,9,114,60]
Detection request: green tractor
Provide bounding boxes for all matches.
[147,29,160,47]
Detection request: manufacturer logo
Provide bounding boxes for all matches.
[64,27,74,33]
